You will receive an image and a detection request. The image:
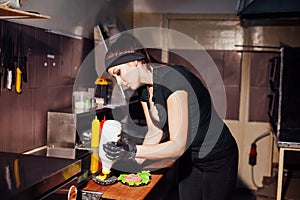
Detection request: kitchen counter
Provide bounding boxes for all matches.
[0,151,82,200]
[83,159,178,200]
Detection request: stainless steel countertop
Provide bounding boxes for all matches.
[0,151,82,200]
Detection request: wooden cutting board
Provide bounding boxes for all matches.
[84,174,163,200]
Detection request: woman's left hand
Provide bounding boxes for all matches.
[103,138,137,160]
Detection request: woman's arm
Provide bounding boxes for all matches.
[141,101,163,145]
[136,90,188,159]
[134,101,163,164]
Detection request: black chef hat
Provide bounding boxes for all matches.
[105,52,145,72]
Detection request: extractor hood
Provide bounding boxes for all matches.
[236,0,300,26]
[7,0,133,39]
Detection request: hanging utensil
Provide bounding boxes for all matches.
[0,47,3,95]
[15,28,22,93]
[15,27,28,94]
[2,33,14,91]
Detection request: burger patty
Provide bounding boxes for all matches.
[123,174,142,182]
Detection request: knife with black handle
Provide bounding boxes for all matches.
[0,49,3,95]
[3,33,14,91]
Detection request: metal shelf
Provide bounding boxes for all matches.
[0,4,50,19]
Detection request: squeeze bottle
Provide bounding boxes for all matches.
[90,152,99,174]
[91,116,100,148]
[99,120,121,174]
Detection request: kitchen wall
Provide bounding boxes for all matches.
[0,20,94,153]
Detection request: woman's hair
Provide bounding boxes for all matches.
[105,32,165,71]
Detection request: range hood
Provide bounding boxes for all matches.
[236,0,300,26]
[7,0,133,39]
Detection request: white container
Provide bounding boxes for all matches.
[73,91,91,109]
[99,120,121,173]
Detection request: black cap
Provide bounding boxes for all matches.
[105,52,145,72]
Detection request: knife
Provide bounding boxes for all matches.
[3,33,14,91]
[16,28,28,94]
[0,48,3,95]
[19,27,27,83]
[15,29,22,93]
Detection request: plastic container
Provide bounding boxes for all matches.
[91,98,96,109]
[99,120,121,174]
[84,99,91,110]
[73,91,91,109]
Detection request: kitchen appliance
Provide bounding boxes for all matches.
[95,77,109,105]
[35,107,115,199]
[268,46,300,148]
[47,107,113,150]
[236,0,300,27]
[0,151,82,200]
[22,146,92,200]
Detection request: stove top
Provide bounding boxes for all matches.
[0,151,82,200]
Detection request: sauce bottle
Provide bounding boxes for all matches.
[91,116,100,148]
[90,116,100,174]
[90,152,99,174]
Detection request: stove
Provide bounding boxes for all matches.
[0,149,90,200]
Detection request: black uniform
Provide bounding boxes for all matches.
[139,65,238,200]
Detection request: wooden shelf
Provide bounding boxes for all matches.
[0,4,50,19]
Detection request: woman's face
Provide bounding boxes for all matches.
[108,61,141,90]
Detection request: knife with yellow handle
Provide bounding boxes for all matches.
[15,66,22,93]
[13,158,21,189]
[15,27,27,94]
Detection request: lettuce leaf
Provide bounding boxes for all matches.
[118,170,151,186]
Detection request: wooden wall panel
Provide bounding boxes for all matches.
[71,38,84,80]
[61,36,74,85]
[34,27,49,88]
[48,33,63,87]
[32,87,48,148]
[0,91,35,152]
[0,21,94,153]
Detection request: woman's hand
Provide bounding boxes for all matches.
[103,138,137,160]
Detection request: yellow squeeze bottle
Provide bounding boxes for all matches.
[91,116,100,148]
[90,152,99,174]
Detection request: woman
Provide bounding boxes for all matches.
[103,32,239,200]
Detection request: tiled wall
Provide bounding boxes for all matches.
[249,52,280,122]
[0,20,94,153]
[168,49,242,120]
[147,48,242,120]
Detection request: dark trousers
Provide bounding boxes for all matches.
[178,143,239,200]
